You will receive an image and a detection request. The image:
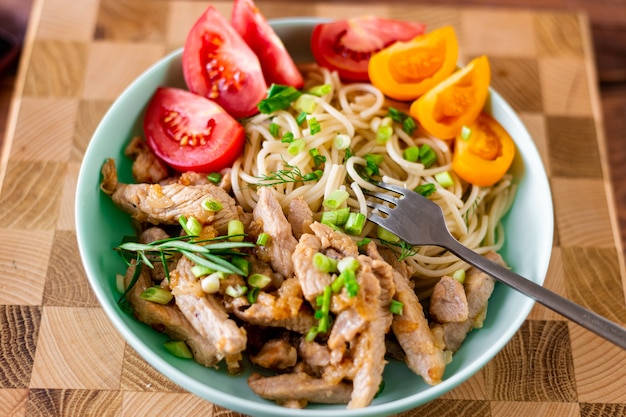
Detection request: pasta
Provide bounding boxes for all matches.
[232,64,516,297]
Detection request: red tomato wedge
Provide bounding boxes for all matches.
[144,87,245,173]
[182,6,267,119]
[311,17,426,82]
[231,0,304,88]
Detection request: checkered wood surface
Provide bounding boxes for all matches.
[1,0,626,416]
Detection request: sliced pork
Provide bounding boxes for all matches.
[169,257,247,358]
[429,275,469,323]
[124,136,170,184]
[100,159,240,234]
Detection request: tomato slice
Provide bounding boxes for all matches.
[143,87,245,173]
[410,55,491,139]
[452,113,516,186]
[368,26,459,101]
[182,6,267,119]
[231,0,304,88]
[311,17,426,82]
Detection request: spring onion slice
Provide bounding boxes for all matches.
[141,287,173,304]
[163,340,193,359]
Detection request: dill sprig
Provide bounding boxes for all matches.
[254,161,322,187]
[381,238,418,262]
[115,234,255,304]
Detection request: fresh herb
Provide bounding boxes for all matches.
[414,183,437,197]
[257,84,302,114]
[387,107,417,135]
[253,161,322,187]
[309,148,326,167]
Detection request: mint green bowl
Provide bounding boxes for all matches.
[75,18,553,417]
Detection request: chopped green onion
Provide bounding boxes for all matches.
[256,233,269,246]
[302,170,323,181]
[317,285,332,332]
[227,219,245,242]
[116,273,126,294]
[163,340,193,359]
[364,153,384,176]
[191,264,214,278]
[231,256,249,276]
[344,212,366,235]
[179,215,202,236]
[309,147,326,167]
[305,326,319,342]
[141,287,173,304]
[403,146,420,162]
[206,172,222,183]
[321,207,350,226]
[377,226,400,243]
[257,84,302,114]
[201,272,222,294]
[338,257,359,273]
[387,107,416,135]
[296,111,308,125]
[434,171,454,187]
[460,125,472,141]
[281,131,294,143]
[323,189,349,209]
[225,284,247,298]
[342,269,359,297]
[201,198,223,212]
[376,125,393,144]
[308,117,321,135]
[356,237,371,248]
[295,94,317,113]
[333,133,351,150]
[313,252,339,273]
[247,286,260,303]
[403,117,417,135]
[307,84,332,96]
[331,274,345,293]
[390,299,404,315]
[269,122,280,138]
[419,144,437,168]
[287,138,306,155]
[248,273,272,289]
[414,183,437,197]
[452,269,466,284]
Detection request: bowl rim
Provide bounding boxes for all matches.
[75,16,554,417]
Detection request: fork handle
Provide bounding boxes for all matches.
[445,237,626,350]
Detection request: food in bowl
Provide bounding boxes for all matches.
[77,1,553,415]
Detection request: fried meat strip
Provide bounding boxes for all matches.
[248,372,352,407]
[169,257,247,358]
[376,247,447,386]
[124,261,220,368]
[124,136,170,184]
[100,158,240,234]
[433,251,504,352]
[251,187,298,278]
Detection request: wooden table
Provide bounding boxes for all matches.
[2,0,626,416]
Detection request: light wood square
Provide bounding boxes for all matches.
[121,392,214,416]
[55,162,80,232]
[166,1,214,48]
[10,97,78,163]
[81,42,166,101]
[0,389,28,417]
[30,306,125,390]
[71,99,113,163]
[460,9,536,58]
[23,40,88,98]
[570,321,626,403]
[539,57,594,117]
[37,0,100,41]
[534,12,585,59]
[0,161,66,231]
[518,113,550,177]
[0,229,54,305]
[95,0,170,42]
[551,177,614,248]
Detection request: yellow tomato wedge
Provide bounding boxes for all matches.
[368,26,459,101]
[452,113,515,187]
[410,55,490,139]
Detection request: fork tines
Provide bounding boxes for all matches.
[362,181,405,216]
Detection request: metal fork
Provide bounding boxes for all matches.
[364,181,626,350]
